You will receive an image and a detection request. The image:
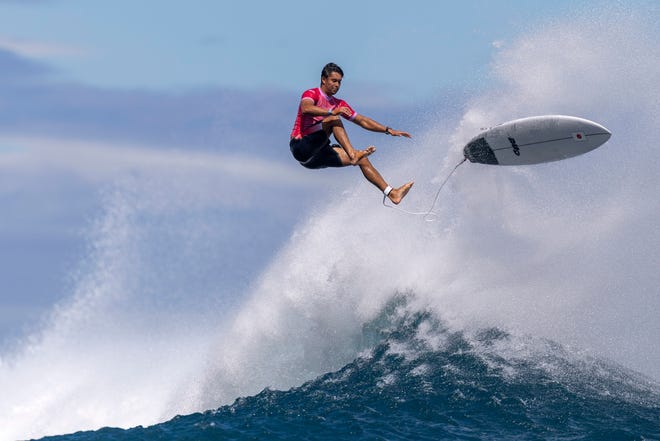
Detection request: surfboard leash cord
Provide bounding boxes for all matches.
[382,157,467,221]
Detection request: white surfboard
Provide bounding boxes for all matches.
[463,115,611,165]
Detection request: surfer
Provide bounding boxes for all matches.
[290,62,414,204]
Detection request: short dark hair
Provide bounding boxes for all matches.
[321,62,344,79]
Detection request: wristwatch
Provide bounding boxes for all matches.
[385,127,392,135]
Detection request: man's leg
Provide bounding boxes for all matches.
[356,156,414,205]
[321,116,413,204]
[322,116,374,165]
[331,145,414,205]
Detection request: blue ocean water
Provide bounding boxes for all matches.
[39,308,660,440]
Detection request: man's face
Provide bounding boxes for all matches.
[321,72,343,96]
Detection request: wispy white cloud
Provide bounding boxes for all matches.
[0,135,328,189]
[0,36,86,59]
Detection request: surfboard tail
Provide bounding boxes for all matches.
[463,136,499,165]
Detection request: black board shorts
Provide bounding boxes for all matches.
[290,131,343,169]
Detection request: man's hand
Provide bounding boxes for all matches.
[388,128,412,138]
[332,106,353,117]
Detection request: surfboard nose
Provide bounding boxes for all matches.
[589,122,612,146]
[592,121,611,137]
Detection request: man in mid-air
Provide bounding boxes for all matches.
[289,62,414,204]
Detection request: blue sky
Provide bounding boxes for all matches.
[0,0,652,344]
[0,0,581,96]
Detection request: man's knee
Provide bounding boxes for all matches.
[322,115,343,130]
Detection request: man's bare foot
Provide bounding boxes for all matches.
[388,181,414,205]
[350,146,376,165]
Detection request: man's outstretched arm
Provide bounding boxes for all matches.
[353,114,412,138]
